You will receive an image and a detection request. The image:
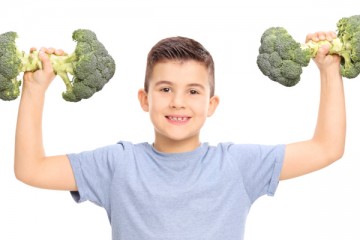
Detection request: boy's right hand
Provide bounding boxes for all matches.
[22,47,65,96]
[15,47,77,191]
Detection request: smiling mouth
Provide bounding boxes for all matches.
[166,116,190,122]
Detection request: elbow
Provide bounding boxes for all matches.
[14,154,43,187]
[14,169,31,186]
[313,135,346,165]
[14,166,37,187]
[325,144,345,165]
[14,165,24,182]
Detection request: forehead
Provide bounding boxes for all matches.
[149,60,210,86]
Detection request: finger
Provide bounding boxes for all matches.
[39,47,66,56]
[317,44,330,57]
[39,47,55,55]
[38,51,53,72]
[317,32,326,41]
[30,47,37,53]
[307,32,327,42]
[311,34,319,42]
[326,31,337,41]
[54,49,66,56]
[305,33,313,42]
[47,48,55,54]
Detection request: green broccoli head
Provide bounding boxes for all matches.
[60,29,116,102]
[257,27,311,87]
[0,75,21,101]
[0,29,116,102]
[257,15,360,87]
[0,32,23,100]
[336,15,360,78]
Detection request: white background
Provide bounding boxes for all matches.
[1,0,359,239]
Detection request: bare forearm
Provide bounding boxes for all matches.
[14,88,46,182]
[281,72,346,180]
[13,50,77,190]
[313,68,346,161]
[281,32,346,180]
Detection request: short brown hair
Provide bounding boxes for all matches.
[144,36,215,97]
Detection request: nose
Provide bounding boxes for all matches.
[169,92,185,109]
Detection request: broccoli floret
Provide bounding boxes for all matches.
[0,29,116,102]
[257,15,360,87]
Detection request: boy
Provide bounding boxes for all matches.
[14,31,345,239]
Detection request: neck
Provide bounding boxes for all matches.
[153,136,201,153]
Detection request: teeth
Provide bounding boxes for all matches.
[169,116,188,121]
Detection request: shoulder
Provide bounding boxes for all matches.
[209,142,285,161]
[68,141,150,164]
[209,142,268,153]
[116,140,151,153]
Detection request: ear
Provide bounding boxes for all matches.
[207,95,220,117]
[138,89,149,112]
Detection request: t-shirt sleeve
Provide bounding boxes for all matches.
[67,143,126,208]
[227,143,285,203]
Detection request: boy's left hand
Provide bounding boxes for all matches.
[306,31,341,72]
[281,31,345,180]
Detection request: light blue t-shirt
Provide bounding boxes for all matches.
[68,141,285,240]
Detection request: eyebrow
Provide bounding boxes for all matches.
[154,80,206,90]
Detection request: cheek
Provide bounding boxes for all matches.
[148,95,165,114]
[194,100,210,116]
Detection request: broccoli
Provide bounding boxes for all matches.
[0,29,116,102]
[257,15,360,87]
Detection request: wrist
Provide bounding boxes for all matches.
[21,84,46,101]
[319,67,341,80]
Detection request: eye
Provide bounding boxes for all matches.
[160,87,171,93]
[189,89,199,95]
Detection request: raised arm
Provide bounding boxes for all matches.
[14,48,77,190]
[280,31,346,180]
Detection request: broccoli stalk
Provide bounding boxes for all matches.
[257,15,360,87]
[0,29,116,101]
[19,50,76,94]
[302,38,342,56]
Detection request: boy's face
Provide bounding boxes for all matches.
[138,60,219,152]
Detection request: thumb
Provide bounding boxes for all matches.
[318,43,330,56]
[38,51,53,72]
[314,44,330,62]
